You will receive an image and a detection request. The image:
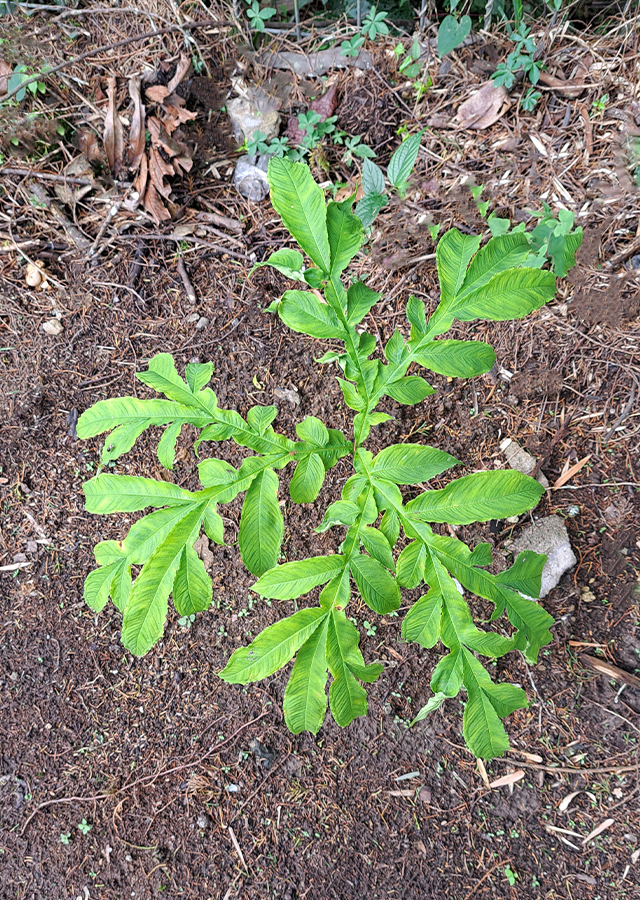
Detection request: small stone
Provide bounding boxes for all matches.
[508,516,577,598]
[42,318,63,335]
[233,155,270,201]
[26,541,37,554]
[195,316,209,331]
[500,438,549,488]
[629,255,640,269]
[227,95,280,146]
[186,313,199,324]
[13,553,27,564]
[196,814,209,829]
[273,386,300,406]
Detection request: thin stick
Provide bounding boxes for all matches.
[2,18,232,104]
[0,168,94,186]
[177,257,197,304]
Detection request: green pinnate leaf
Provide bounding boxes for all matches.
[326,197,363,277]
[84,474,195,514]
[279,290,346,340]
[173,544,213,616]
[238,468,284,576]
[251,247,306,281]
[220,608,328,684]
[413,340,496,378]
[350,555,400,614]
[402,589,442,648]
[289,452,325,503]
[359,526,395,571]
[156,421,182,470]
[283,617,329,734]
[387,130,425,192]
[122,503,206,655]
[373,443,458,485]
[84,562,124,612]
[185,361,214,393]
[346,281,380,325]
[407,470,544,525]
[252,556,346,600]
[396,540,426,588]
[267,158,331,273]
[385,376,435,405]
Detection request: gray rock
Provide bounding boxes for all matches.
[233,155,270,201]
[500,437,549,488]
[508,515,576,597]
[629,255,640,269]
[186,312,199,324]
[227,95,280,146]
[195,316,209,331]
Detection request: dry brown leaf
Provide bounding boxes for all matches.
[163,103,198,126]
[309,81,338,119]
[166,53,191,94]
[144,181,171,224]
[148,146,174,198]
[128,76,146,170]
[104,76,124,175]
[148,116,187,158]
[538,71,585,99]
[489,770,525,789]
[173,154,193,175]
[457,82,510,130]
[145,85,170,104]
[76,129,102,162]
[135,151,148,198]
[0,59,12,95]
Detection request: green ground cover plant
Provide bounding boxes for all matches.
[77,159,561,759]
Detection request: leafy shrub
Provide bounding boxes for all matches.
[78,160,559,758]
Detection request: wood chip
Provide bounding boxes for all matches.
[489,770,525,789]
[552,454,591,489]
[559,791,582,812]
[581,655,640,690]
[582,818,615,845]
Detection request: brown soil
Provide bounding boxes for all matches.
[1,10,639,900]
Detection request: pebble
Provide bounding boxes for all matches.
[507,516,577,598]
[628,255,640,269]
[42,318,63,335]
[500,437,549,488]
[195,316,209,331]
[196,814,209,829]
[186,313,199,324]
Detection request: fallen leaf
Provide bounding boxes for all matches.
[538,70,585,99]
[335,182,364,203]
[0,59,12,95]
[309,81,338,119]
[582,818,615,845]
[104,76,124,175]
[387,789,414,797]
[173,155,193,175]
[476,758,490,788]
[75,130,102,162]
[128,76,146,170]
[457,81,510,130]
[167,53,191,94]
[144,182,171,224]
[559,791,583,812]
[489,770,525,789]
[145,85,170,104]
[163,103,198,127]
[194,534,215,572]
[552,454,591,489]
[135,150,148,198]
[148,146,174,199]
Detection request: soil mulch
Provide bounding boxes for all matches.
[1,6,639,900]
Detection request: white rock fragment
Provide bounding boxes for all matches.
[508,515,577,598]
[42,318,63,335]
[500,437,549,489]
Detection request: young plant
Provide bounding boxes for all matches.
[492,22,542,96]
[244,0,277,34]
[356,129,425,226]
[333,132,377,167]
[487,203,583,277]
[437,11,472,59]
[361,7,389,42]
[78,160,559,759]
